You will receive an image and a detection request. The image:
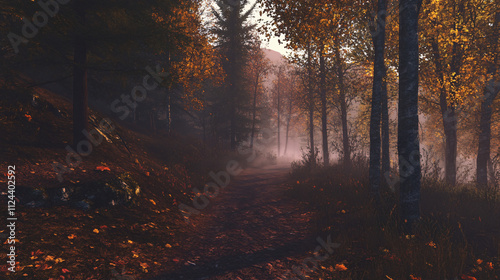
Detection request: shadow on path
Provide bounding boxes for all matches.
[147,164,318,280]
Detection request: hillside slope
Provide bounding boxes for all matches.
[0,82,224,279]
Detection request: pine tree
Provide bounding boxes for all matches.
[211,0,256,149]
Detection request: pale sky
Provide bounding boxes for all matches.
[251,1,290,56]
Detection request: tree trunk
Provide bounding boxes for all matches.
[250,74,260,149]
[307,46,315,166]
[319,47,329,165]
[335,42,350,168]
[72,0,88,147]
[369,0,387,197]
[444,38,464,186]
[477,83,497,187]
[442,104,457,186]
[284,98,292,155]
[430,38,457,186]
[476,12,499,188]
[230,91,236,150]
[381,78,390,179]
[277,70,281,157]
[398,0,422,234]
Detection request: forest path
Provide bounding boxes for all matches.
[150,163,318,280]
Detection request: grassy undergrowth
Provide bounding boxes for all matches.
[287,158,500,280]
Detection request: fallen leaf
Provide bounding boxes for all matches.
[93,229,99,234]
[95,166,111,172]
[335,263,348,271]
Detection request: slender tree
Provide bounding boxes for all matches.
[277,66,282,157]
[398,0,422,233]
[319,45,329,165]
[335,39,351,168]
[306,44,317,166]
[248,45,271,148]
[284,95,294,155]
[369,0,388,197]
[477,12,500,187]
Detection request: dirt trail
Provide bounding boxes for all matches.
[150,164,317,280]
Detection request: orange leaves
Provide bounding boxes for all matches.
[321,264,347,272]
[95,166,111,172]
[30,249,43,260]
[24,113,32,122]
[461,275,477,280]
[426,241,437,248]
[335,263,348,271]
[321,265,333,272]
[40,263,52,270]
[140,262,149,272]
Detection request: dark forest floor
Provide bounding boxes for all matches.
[149,164,319,280]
